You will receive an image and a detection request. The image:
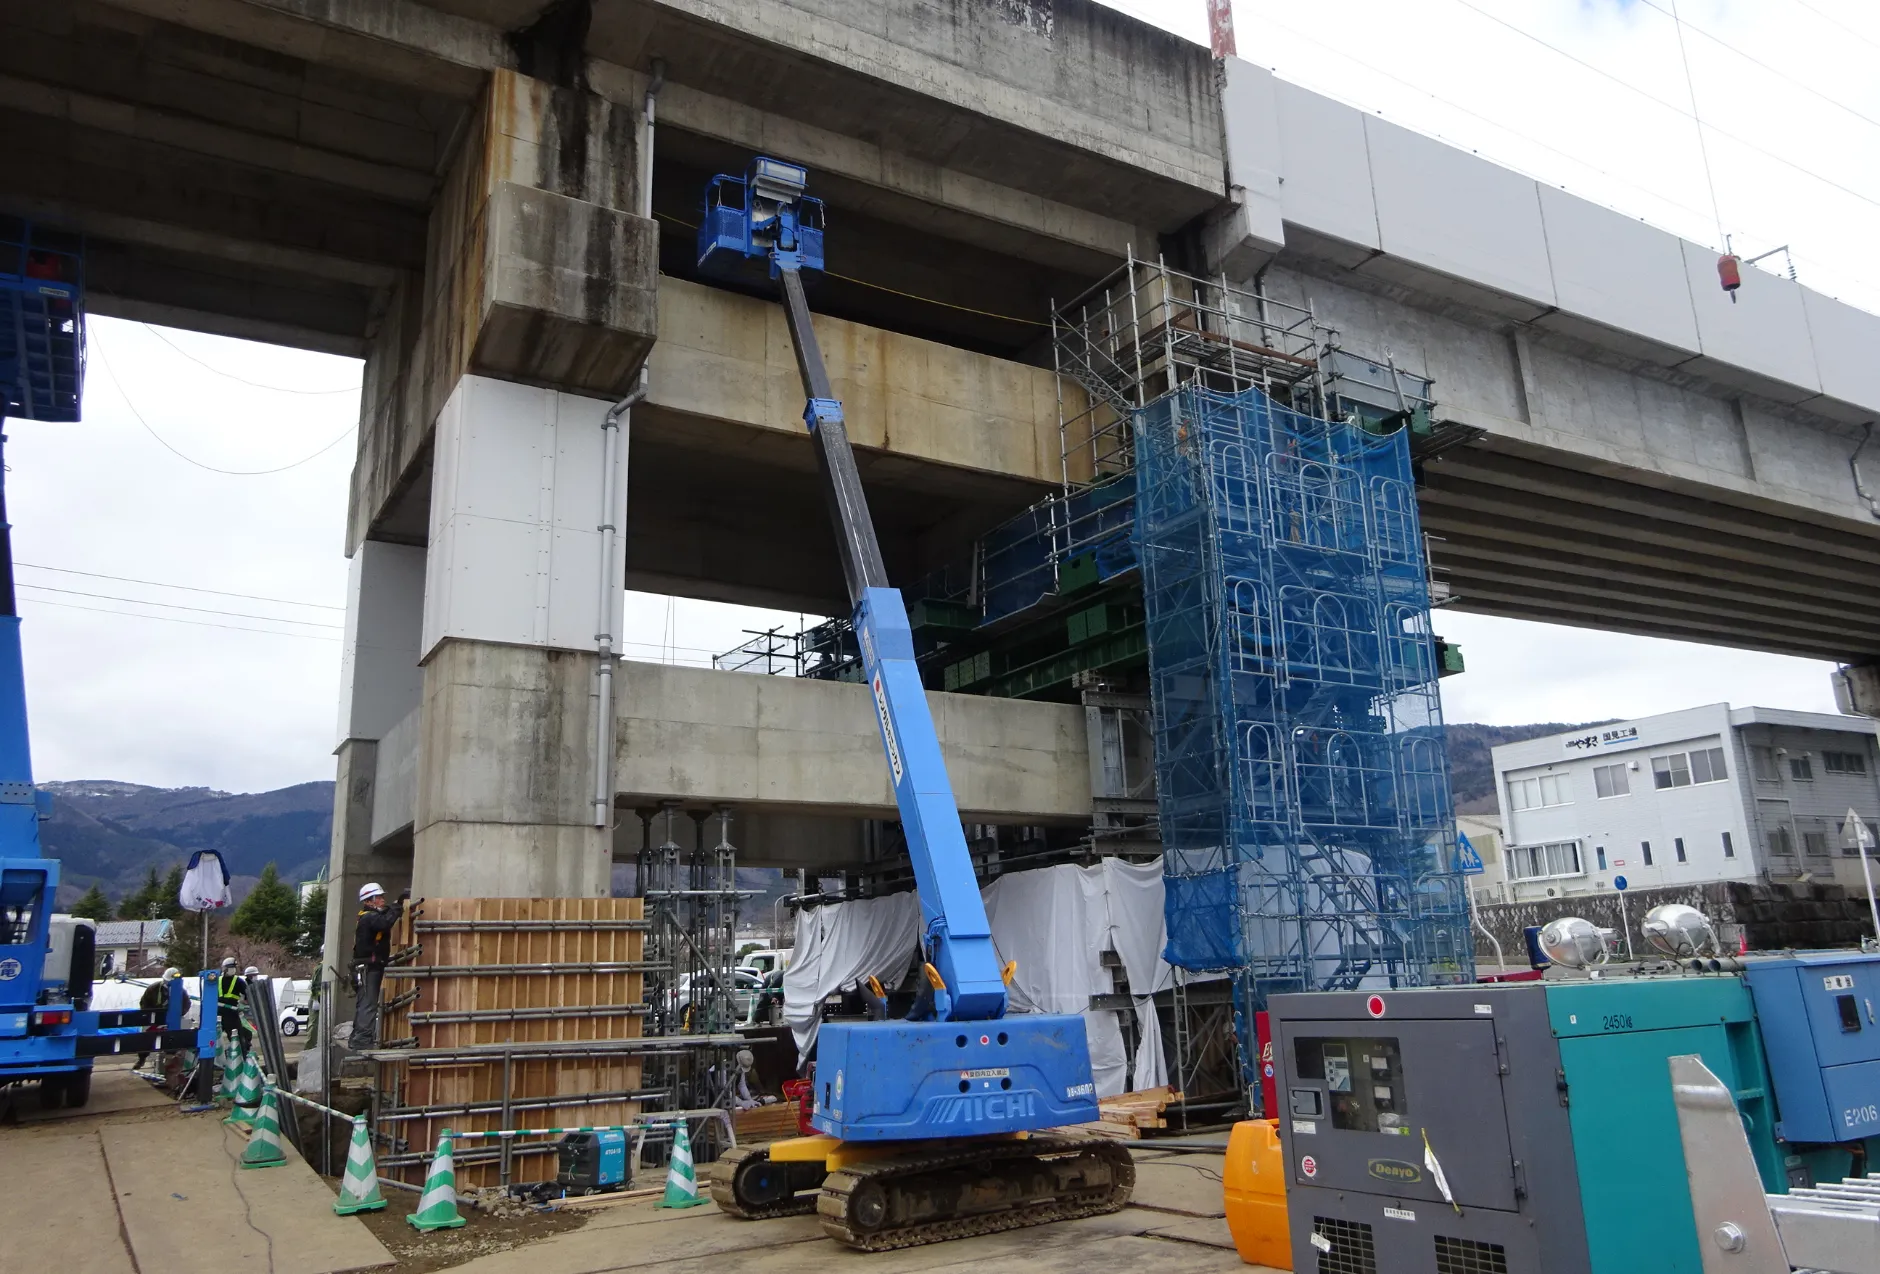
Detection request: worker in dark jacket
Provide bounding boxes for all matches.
[350,882,407,1048]
[215,957,251,1056]
[134,967,188,1071]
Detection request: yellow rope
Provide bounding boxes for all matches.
[653,210,1047,327]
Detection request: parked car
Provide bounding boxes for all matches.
[739,949,790,979]
[278,1003,310,1037]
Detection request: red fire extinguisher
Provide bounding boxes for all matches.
[1718,252,1742,302]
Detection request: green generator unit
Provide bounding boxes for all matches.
[1268,969,1880,1274]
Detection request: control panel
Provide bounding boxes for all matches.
[1743,953,1880,1144]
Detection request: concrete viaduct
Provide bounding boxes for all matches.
[6,1,1879,943]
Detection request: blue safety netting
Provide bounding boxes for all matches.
[1136,385,1473,1022]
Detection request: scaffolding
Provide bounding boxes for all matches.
[1135,381,1473,1072]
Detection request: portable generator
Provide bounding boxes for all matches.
[1267,951,1880,1274]
[557,1129,630,1193]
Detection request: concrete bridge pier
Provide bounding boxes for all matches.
[322,63,658,951]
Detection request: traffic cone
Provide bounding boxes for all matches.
[334,1116,388,1215]
[656,1119,709,1209]
[224,1050,262,1128]
[239,1088,289,1169]
[218,1032,238,1101]
[406,1130,467,1231]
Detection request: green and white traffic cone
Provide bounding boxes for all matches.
[406,1130,467,1231]
[224,1050,262,1128]
[218,1032,238,1102]
[239,1088,289,1169]
[656,1119,709,1209]
[334,1116,387,1215]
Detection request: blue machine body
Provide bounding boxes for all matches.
[698,159,1100,1143]
[0,218,85,424]
[1743,951,1880,1144]
[558,1128,630,1190]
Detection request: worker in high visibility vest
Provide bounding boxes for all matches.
[350,882,407,1049]
[215,957,251,1056]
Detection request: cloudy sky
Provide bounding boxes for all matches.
[16,0,1876,793]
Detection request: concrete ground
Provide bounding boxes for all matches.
[0,1059,391,1274]
[3,1062,1273,1273]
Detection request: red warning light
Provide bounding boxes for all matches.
[1366,995,1387,1019]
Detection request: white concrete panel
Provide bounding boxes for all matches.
[422,375,626,657]
[1803,289,1880,415]
[1681,241,1821,400]
[1364,116,1555,310]
[1537,186,1699,358]
[336,540,425,744]
[1273,80,1378,256]
[1219,57,1284,255]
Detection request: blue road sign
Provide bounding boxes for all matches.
[1614,875,1629,891]
[1457,833,1485,875]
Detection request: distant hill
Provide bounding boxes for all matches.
[1445,722,1614,815]
[41,779,333,908]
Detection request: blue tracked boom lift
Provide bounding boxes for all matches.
[698,159,1135,1250]
[0,220,218,1107]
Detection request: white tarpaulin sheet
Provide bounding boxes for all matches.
[784,858,1173,1096]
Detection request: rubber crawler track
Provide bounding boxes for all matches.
[815,1136,1135,1252]
[710,1144,822,1219]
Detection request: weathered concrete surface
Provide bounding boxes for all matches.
[0,1125,135,1273]
[645,274,1069,485]
[413,639,608,897]
[102,1118,392,1274]
[614,660,1092,823]
[321,736,414,986]
[350,68,659,551]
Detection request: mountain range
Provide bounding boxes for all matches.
[39,720,1581,906]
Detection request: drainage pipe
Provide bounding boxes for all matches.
[592,57,666,830]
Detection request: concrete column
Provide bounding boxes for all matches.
[339,66,658,901]
[320,739,413,1019]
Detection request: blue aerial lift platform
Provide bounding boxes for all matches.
[698,160,1134,1249]
[0,220,217,1108]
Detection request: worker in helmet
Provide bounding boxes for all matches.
[350,882,408,1048]
[215,957,251,1056]
[134,967,189,1072]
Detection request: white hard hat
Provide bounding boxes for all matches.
[163,967,181,980]
[359,882,385,901]
[244,966,260,977]
[221,956,237,968]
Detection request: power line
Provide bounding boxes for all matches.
[22,597,341,642]
[16,583,344,629]
[90,336,358,476]
[1447,0,1880,215]
[16,563,345,611]
[139,324,362,396]
[1667,0,1727,249]
[1639,0,1880,131]
[1792,0,1880,58]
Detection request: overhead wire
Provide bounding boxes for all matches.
[1792,0,1880,58]
[139,323,363,396]
[90,334,357,476]
[1666,0,1728,249]
[16,584,344,629]
[1446,0,1880,213]
[22,597,340,642]
[16,562,345,611]
[1638,0,1880,131]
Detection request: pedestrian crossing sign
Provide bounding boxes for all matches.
[1457,833,1485,875]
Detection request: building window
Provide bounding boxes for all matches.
[1654,747,1729,789]
[1596,845,1607,871]
[1723,831,1734,859]
[1768,827,1795,858]
[1791,756,1814,781]
[1642,840,1654,866]
[1593,763,1630,798]
[1805,831,1830,857]
[1752,746,1780,782]
[1507,772,1571,811]
[1675,837,1687,863]
[1825,751,1868,776]
[1509,841,1583,881]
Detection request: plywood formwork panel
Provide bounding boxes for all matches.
[376,897,647,1188]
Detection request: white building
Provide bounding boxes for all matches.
[1488,705,1880,902]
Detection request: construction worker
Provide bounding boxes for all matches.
[350,882,407,1048]
[134,968,188,1072]
[215,957,251,1056]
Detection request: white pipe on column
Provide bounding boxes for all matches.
[592,58,666,830]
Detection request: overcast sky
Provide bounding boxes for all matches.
[16,0,1875,793]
